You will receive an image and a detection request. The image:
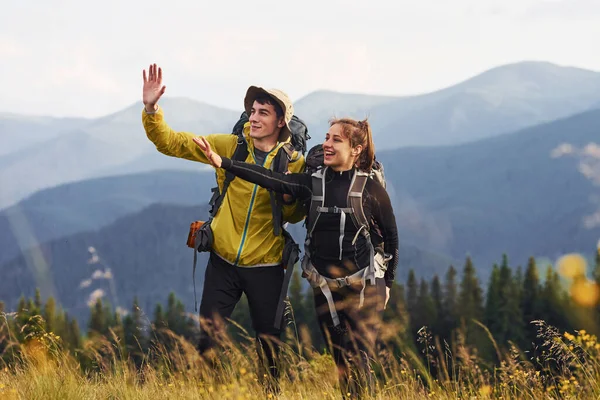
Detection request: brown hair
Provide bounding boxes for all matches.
[253,94,284,119]
[329,117,375,171]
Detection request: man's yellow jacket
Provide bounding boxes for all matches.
[142,107,306,267]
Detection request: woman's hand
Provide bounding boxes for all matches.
[193,136,222,168]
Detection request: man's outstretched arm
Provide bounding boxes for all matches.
[141,63,235,162]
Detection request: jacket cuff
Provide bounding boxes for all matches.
[221,157,233,169]
[143,105,160,115]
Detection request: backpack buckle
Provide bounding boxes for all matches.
[335,276,350,288]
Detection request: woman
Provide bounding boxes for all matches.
[194,118,399,398]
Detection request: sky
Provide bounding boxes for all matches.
[2,0,600,118]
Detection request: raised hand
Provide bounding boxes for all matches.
[142,63,166,112]
[193,136,222,168]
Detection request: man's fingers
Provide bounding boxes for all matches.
[158,67,162,84]
[193,137,207,152]
[143,69,147,83]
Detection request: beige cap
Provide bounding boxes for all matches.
[244,86,294,142]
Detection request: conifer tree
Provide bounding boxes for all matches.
[485,265,502,336]
[539,266,565,331]
[497,255,524,346]
[521,257,541,346]
[442,265,459,339]
[89,298,108,337]
[458,256,485,348]
[43,297,57,335]
[415,279,436,332]
[430,275,444,337]
[406,269,419,335]
[124,297,146,367]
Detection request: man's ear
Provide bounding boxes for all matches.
[277,117,286,128]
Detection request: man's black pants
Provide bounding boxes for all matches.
[198,252,284,384]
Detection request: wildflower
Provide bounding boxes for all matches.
[480,385,492,396]
[240,367,247,375]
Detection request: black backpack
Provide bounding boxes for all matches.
[231,111,311,154]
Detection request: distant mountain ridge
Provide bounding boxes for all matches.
[0,169,214,266]
[0,98,239,208]
[298,61,600,146]
[2,61,600,209]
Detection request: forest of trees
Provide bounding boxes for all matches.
[1,252,599,373]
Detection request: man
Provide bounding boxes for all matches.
[141,64,305,391]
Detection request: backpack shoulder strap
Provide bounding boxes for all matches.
[267,142,303,236]
[347,170,369,234]
[306,167,326,238]
[208,135,248,218]
[268,144,289,236]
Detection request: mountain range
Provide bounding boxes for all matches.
[378,108,600,269]
[3,61,600,209]
[0,169,214,266]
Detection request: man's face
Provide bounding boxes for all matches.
[248,100,285,141]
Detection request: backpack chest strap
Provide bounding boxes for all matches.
[316,206,353,214]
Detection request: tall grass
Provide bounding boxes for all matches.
[1,310,599,399]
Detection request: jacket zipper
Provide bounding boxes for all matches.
[233,143,280,266]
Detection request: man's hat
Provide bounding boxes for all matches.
[244,86,294,142]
